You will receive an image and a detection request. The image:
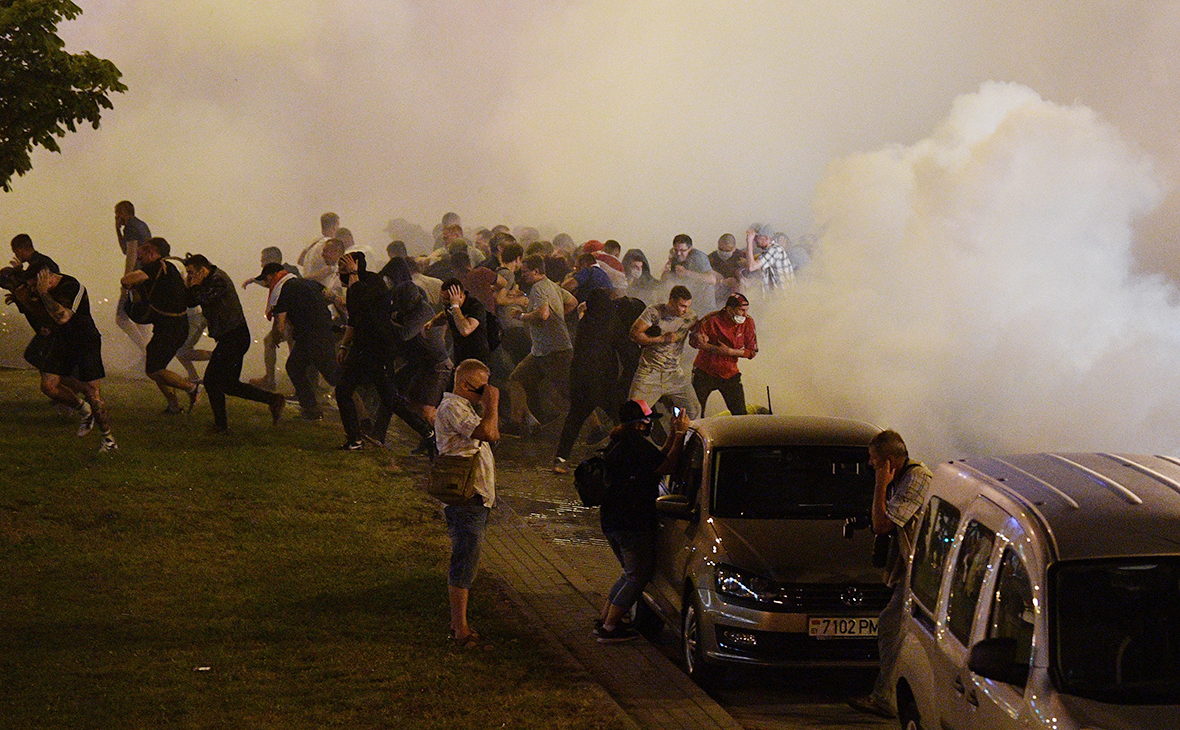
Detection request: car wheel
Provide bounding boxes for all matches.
[681,596,719,686]
[896,688,922,730]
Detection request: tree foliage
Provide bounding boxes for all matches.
[0,0,125,191]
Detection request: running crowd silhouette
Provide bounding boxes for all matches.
[3,205,807,463]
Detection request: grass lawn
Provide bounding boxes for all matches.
[0,369,629,729]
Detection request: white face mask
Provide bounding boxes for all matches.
[732,314,746,324]
[715,249,735,261]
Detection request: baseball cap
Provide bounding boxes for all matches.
[618,399,662,425]
[255,261,286,282]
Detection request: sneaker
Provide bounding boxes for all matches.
[186,383,201,414]
[77,403,95,437]
[846,694,895,719]
[268,394,285,425]
[361,429,386,448]
[593,617,633,631]
[99,435,118,454]
[553,457,570,475]
[595,624,641,644]
[337,440,364,452]
[162,404,184,415]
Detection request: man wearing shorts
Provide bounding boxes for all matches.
[34,267,117,453]
[434,359,500,648]
[120,237,200,414]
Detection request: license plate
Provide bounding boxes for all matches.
[808,616,878,638]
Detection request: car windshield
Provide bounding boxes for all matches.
[711,445,872,519]
[1052,557,1180,704]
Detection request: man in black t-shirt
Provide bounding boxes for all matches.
[425,278,490,366]
[34,268,118,453]
[5,234,62,372]
[120,237,200,414]
[258,262,338,420]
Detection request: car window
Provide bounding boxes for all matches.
[910,495,961,621]
[946,520,996,645]
[1052,557,1180,704]
[985,547,1034,687]
[668,433,704,500]
[710,445,871,519]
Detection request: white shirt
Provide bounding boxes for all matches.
[434,392,495,507]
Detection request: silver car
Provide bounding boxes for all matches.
[895,453,1180,730]
[640,414,890,683]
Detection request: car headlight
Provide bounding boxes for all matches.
[715,564,778,603]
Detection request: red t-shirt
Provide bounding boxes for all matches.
[692,311,757,379]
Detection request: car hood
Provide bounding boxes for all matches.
[711,517,881,583]
[1056,694,1180,729]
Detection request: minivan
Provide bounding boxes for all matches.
[640,414,890,683]
[895,453,1180,730]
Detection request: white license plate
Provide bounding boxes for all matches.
[808,616,878,638]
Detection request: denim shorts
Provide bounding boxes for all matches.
[444,502,491,589]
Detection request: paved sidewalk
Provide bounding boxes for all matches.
[482,500,745,730]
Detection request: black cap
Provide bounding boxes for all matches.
[255,261,286,282]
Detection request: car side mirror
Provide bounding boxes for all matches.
[656,494,696,521]
[968,637,1028,686]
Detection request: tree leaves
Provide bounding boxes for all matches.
[0,0,125,191]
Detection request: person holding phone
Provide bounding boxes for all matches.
[594,399,689,643]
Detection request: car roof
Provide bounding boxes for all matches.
[690,414,881,448]
[950,453,1180,561]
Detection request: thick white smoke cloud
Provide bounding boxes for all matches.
[749,82,1180,460]
[5,3,1180,459]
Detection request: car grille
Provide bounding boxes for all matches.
[716,627,879,663]
[775,583,893,612]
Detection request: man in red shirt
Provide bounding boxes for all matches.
[689,293,757,416]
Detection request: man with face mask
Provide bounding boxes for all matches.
[688,293,757,417]
[708,233,747,308]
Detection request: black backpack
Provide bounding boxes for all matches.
[574,453,609,508]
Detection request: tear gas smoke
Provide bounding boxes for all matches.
[747,82,1180,461]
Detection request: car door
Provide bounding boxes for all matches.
[933,500,1004,730]
[970,539,1037,730]
[651,430,706,616]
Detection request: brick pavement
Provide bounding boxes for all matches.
[482,499,745,730]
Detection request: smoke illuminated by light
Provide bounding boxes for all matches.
[5,2,1180,458]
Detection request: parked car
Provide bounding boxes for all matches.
[895,452,1180,730]
[640,414,890,683]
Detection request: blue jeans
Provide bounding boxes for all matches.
[604,529,656,612]
[444,502,490,589]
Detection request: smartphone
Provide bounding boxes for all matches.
[673,406,682,417]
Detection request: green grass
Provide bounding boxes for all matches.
[0,369,628,729]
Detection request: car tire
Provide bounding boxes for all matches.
[897,687,922,730]
[681,595,721,686]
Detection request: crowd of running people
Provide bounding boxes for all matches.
[2,205,805,463]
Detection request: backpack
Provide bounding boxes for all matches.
[575,439,623,508]
[574,453,609,508]
[484,310,503,352]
